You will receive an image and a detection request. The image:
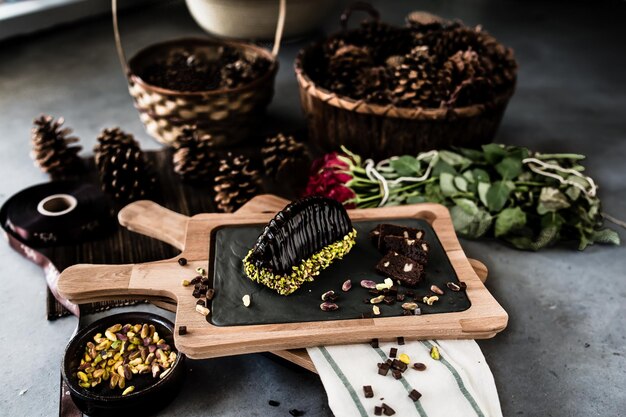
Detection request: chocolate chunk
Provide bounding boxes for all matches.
[409,389,422,401]
[385,359,393,366]
[388,286,398,295]
[178,257,187,266]
[374,406,383,416]
[363,385,374,398]
[389,348,397,358]
[382,403,396,416]
[205,288,215,300]
[377,363,390,376]
[289,409,305,416]
[190,276,202,285]
[375,251,424,286]
[371,224,425,251]
[391,359,407,372]
[196,298,205,306]
[413,362,427,371]
[268,400,280,406]
[369,289,381,296]
[459,281,467,290]
[392,369,402,380]
[397,337,405,345]
[178,326,187,335]
[396,293,405,302]
[200,277,210,285]
[370,338,379,348]
[382,235,429,265]
[192,288,202,298]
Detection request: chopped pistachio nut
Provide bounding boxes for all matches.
[243,229,357,295]
[430,346,441,360]
[399,353,411,364]
[75,322,177,393]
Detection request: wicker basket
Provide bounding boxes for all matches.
[112,0,284,147]
[294,7,516,159]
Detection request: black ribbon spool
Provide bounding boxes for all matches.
[0,181,113,247]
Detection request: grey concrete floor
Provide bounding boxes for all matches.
[0,0,625,416]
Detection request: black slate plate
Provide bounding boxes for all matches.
[209,219,470,326]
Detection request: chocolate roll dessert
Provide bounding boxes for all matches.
[243,196,357,295]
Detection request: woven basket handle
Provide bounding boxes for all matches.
[111,0,287,78]
[340,1,380,30]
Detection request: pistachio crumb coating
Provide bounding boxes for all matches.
[243,229,357,295]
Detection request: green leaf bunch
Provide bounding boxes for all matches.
[344,144,620,251]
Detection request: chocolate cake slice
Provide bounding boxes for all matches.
[370,223,425,251]
[243,196,357,295]
[375,251,424,287]
[382,236,430,265]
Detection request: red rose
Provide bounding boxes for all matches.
[304,152,356,207]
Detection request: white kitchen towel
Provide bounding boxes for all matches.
[307,340,503,417]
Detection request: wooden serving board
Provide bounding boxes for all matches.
[104,194,490,374]
[57,196,508,359]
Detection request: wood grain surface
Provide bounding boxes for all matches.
[58,196,508,359]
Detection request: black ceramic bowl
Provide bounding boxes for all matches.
[62,312,186,417]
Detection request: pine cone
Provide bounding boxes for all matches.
[327,45,374,96]
[261,133,310,181]
[214,153,261,213]
[392,46,441,107]
[355,66,394,104]
[94,128,156,203]
[30,115,82,177]
[220,57,270,89]
[172,127,217,182]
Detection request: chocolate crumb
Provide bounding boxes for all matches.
[289,409,305,416]
[392,369,402,379]
[268,400,280,406]
[382,403,395,416]
[396,293,405,302]
[409,389,422,401]
[363,385,374,398]
[206,288,215,300]
[383,296,395,305]
[378,363,390,376]
[178,257,187,266]
[178,326,187,335]
[397,337,405,345]
[371,338,379,348]
[413,362,427,371]
[389,348,397,358]
[374,406,383,416]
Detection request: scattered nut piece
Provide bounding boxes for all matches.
[370,295,385,304]
[423,295,439,306]
[430,346,440,360]
[177,257,187,266]
[446,281,461,291]
[342,279,352,292]
[195,267,206,275]
[122,386,135,396]
[372,305,381,315]
[321,290,335,301]
[195,304,210,316]
[242,294,251,307]
[320,301,339,311]
[401,302,418,311]
[430,285,444,295]
[360,280,377,289]
[181,279,190,287]
[399,353,410,364]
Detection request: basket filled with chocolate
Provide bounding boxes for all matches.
[295,3,518,158]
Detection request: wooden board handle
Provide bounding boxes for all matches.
[118,200,189,250]
[57,264,132,302]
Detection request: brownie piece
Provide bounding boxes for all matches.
[382,236,429,265]
[375,251,424,286]
[370,224,425,251]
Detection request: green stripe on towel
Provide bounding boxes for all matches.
[372,346,429,417]
[420,341,485,417]
[317,347,369,417]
